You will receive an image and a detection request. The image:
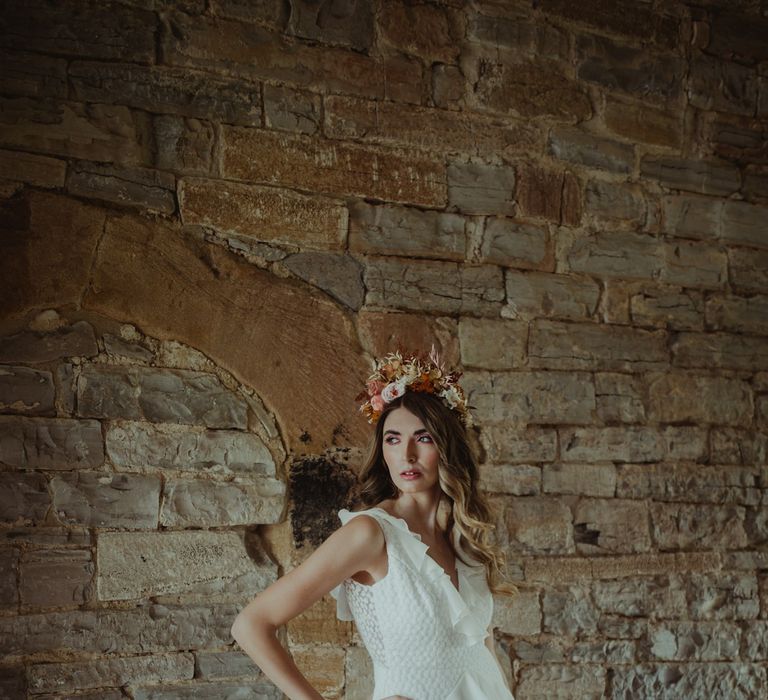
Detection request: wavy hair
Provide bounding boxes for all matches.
[353,391,517,597]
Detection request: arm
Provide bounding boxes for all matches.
[485,624,512,691]
[231,515,386,700]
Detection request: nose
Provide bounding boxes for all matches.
[405,438,418,463]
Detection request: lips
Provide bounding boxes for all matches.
[400,469,422,478]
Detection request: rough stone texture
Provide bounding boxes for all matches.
[516,663,605,699]
[651,502,748,551]
[706,293,768,336]
[688,55,758,117]
[542,463,616,498]
[640,156,741,196]
[688,572,760,620]
[493,589,542,636]
[283,252,365,310]
[378,0,461,63]
[131,681,281,699]
[515,164,582,225]
[649,621,741,661]
[458,318,526,370]
[154,115,215,174]
[630,285,705,331]
[447,161,516,215]
[286,0,373,51]
[503,271,600,321]
[476,218,548,267]
[604,96,682,149]
[0,548,19,608]
[594,372,645,423]
[19,548,93,607]
[503,497,574,555]
[0,148,66,188]
[584,179,647,226]
[573,498,651,554]
[481,425,558,464]
[194,650,262,680]
[263,84,320,135]
[96,531,277,601]
[0,365,54,415]
[548,127,634,174]
[728,245,768,293]
[480,464,541,496]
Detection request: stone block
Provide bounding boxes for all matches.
[131,681,281,699]
[0,416,103,470]
[649,621,741,661]
[528,319,668,371]
[688,572,760,620]
[604,96,682,149]
[729,246,768,293]
[106,421,276,477]
[0,666,26,699]
[660,237,727,289]
[594,372,645,423]
[364,258,504,315]
[458,318,526,370]
[263,85,320,135]
[689,55,758,116]
[447,162,515,215]
[290,645,344,697]
[344,645,373,700]
[630,285,705,331]
[651,502,747,551]
[706,294,768,335]
[1,527,91,547]
[571,639,635,664]
[348,201,465,261]
[286,595,352,647]
[584,180,647,226]
[103,334,154,363]
[493,588,541,636]
[97,531,277,601]
[463,370,595,426]
[210,0,285,26]
[432,64,464,109]
[573,498,650,554]
[160,477,285,527]
[286,0,373,50]
[154,115,214,174]
[0,148,66,188]
[504,497,574,555]
[476,217,548,267]
[565,229,665,281]
[707,13,768,64]
[468,12,568,59]
[542,463,616,498]
[0,365,54,416]
[222,127,446,207]
[503,272,600,321]
[283,252,364,310]
[647,372,752,425]
[743,621,768,659]
[382,54,423,105]
[515,163,581,225]
[480,425,558,463]
[542,587,599,636]
[592,577,686,619]
[378,0,461,62]
[559,426,665,463]
[548,127,634,174]
[0,47,67,99]
[19,548,93,607]
[479,464,541,496]
[0,548,18,607]
[640,156,741,196]
[180,178,346,252]
[512,638,568,664]
[194,650,262,680]
[516,663,605,698]
[28,653,194,695]
[77,365,247,429]
[711,428,768,466]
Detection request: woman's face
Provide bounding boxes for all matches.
[381,406,441,494]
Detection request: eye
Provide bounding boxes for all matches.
[418,434,433,443]
[384,436,399,445]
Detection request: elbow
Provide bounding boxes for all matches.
[231,611,275,645]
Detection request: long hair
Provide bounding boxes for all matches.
[354,391,517,597]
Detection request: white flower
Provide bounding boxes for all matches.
[381,378,408,403]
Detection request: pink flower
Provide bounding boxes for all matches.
[370,394,385,412]
[367,380,383,396]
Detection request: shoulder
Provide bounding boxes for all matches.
[335,510,386,549]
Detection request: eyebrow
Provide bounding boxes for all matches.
[383,428,430,436]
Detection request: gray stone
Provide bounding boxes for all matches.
[743,621,768,659]
[447,162,515,215]
[0,666,26,699]
[504,497,574,555]
[548,127,634,174]
[542,463,616,498]
[96,531,277,601]
[571,639,635,663]
[1,527,91,546]
[0,471,50,524]
[729,246,768,293]
[195,651,262,679]
[574,498,651,554]
[364,258,504,315]
[481,425,558,463]
[263,84,320,135]
[630,286,705,331]
[660,237,727,288]
[154,115,215,174]
[592,577,686,619]
[160,478,285,527]
[458,318,526,370]
[70,61,262,125]
[479,464,541,496]
[640,156,741,196]
[706,294,768,335]
[19,548,93,607]
[594,372,645,423]
[106,422,275,477]
[542,587,599,636]
[0,548,18,607]
[651,502,748,551]
[672,330,768,370]
[463,370,595,425]
[528,319,669,371]
[689,56,758,116]
[516,663,605,698]
[478,217,547,266]
[584,179,647,225]
[0,365,54,415]
[0,321,97,363]
[0,47,67,99]
[55,362,76,414]
[0,416,103,469]
[512,638,567,663]
[650,621,741,661]
[282,252,364,310]
[566,229,662,281]
[688,572,760,620]
[349,202,465,261]
[492,589,541,636]
[559,426,664,462]
[599,615,647,639]
[503,271,600,321]
[432,64,464,108]
[711,428,768,465]
[77,365,247,429]
[28,653,194,695]
[133,680,282,699]
[286,0,373,51]
[51,472,160,529]
[103,333,155,362]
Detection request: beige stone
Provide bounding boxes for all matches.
[574,498,651,554]
[0,148,66,188]
[290,645,344,698]
[543,463,616,498]
[493,588,541,635]
[458,318,527,370]
[504,497,574,555]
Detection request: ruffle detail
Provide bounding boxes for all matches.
[332,507,490,647]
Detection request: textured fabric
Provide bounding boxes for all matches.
[329,507,516,700]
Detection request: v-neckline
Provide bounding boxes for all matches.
[370,507,462,595]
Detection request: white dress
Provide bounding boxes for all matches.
[329,507,516,700]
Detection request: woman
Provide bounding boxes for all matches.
[231,349,517,699]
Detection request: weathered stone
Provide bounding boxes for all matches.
[480,464,541,496]
[493,589,541,636]
[650,621,741,660]
[381,54,423,105]
[468,11,568,58]
[584,180,647,226]
[647,372,752,425]
[223,127,446,207]
[594,372,645,423]
[565,229,662,281]
[688,572,760,620]
[476,217,548,267]
[528,319,668,371]
[641,156,741,196]
[0,666,25,699]
[743,621,768,659]
[28,653,194,695]
[516,663,605,698]
[131,681,281,699]
[630,286,705,331]
[543,463,616,498]
[51,472,160,529]
[0,548,19,607]
[651,502,748,551]
[103,334,154,363]
[66,161,176,214]
[458,318,526,370]
[599,615,647,639]
[379,0,461,62]
[710,428,768,466]
[432,64,465,109]
[447,161,515,215]
[542,587,599,636]
[0,416,103,470]
[706,294,768,335]
[604,96,682,149]
[463,370,595,426]
[364,258,504,315]
[574,498,650,554]
[286,594,351,646]
[548,127,634,174]
[180,178,346,252]
[0,365,54,416]
[286,0,373,50]
[480,426,558,463]
[97,531,277,601]
[729,246,768,293]
[571,639,635,664]
[290,645,344,697]
[210,0,285,26]
[707,13,768,64]
[77,365,247,429]
[660,237,727,288]
[0,148,66,188]
[512,638,568,663]
[558,427,663,463]
[106,421,276,477]
[194,650,262,680]
[503,271,600,321]
[263,85,320,134]
[702,114,768,166]
[349,202,465,261]
[689,55,759,116]
[515,163,582,225]
[283,252,364,310]
[19,548,93,607]
[504,497,574,555]
[1,527,91,547]
[344,646,373,700]
[592,577,686,619]
[154,115,214,174]
[0,47,67,99]
[160,477,285,527]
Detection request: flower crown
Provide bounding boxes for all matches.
[356,346,473,427]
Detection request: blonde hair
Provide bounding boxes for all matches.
[354,391,518,597]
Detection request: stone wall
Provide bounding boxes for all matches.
[1,0,767,698]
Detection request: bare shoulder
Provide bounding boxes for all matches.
[335,510,386,548]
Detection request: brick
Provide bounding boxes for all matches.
[222,127,446,207]
[447,162,515,215]
[0,365,54,416]
[630,285,705,331]
[548,127,634,174]
[640,156,741,196]
[651,502,748,550]
[154,115,214,174]
[706,294,768,335]
[283,252,364,310]
[595,372,645,423]
[480,425,558,464]
[286,0,373,51]
[263,85,320,135]
[503,271,600,321]
[349,201,466,261]
[96,531,277,601]
[689,55,758,117]
[378,0,462,62]
[180,178,347,251]
[363,258,504,315]
[529,319,668,371]
[0,148,66,188]
[0,416,104,470]
[69,61,262,125]
[516,163,581,225]
[19,548,93,607]
[476,217,548,267]
[504,497,574,555]
[574,498,651,554]
[604,96,682,149]
[458,318,526,370]
[543,463,616,498]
